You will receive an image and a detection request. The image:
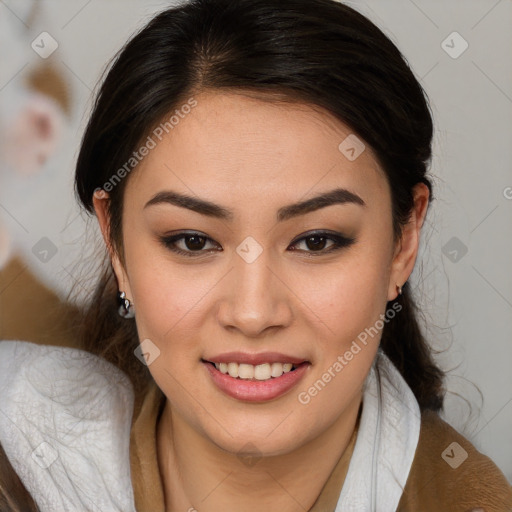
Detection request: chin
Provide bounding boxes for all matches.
[199,412,313,458]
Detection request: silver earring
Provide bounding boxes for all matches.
[118,290,135,319]
[396,284,402,296]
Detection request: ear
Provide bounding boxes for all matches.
[92,191,132,298]
[387,182,430,301]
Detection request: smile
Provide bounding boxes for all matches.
[213,361,297,380]
[202,358,311,402]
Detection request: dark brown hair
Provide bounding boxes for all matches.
[1,0,444,508]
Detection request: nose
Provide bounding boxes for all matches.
[216,244,293,338]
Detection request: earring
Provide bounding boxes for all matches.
[118,290,135,319]
[396,284,402,297]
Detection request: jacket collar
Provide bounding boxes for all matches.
[334,350,421,511]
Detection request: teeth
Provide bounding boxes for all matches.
[238,364,254,379]
[227,362,238,378]
[254,363,271,380]
[213,361,297,380]
[271,362,283,377]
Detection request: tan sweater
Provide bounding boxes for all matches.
[130,380,512,512]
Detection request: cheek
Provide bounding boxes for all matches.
[123,239,207,361]
[293,261,389,432]
[299,246,392,349]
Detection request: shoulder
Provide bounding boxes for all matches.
[0,339,134,427]
[0,339,132,391]
[398,409,512,512]
[0,340,137,511]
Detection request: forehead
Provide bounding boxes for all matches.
[126,90,388,210]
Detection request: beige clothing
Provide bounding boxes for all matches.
[130,380,512,512]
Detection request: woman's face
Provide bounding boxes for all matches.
[95,90,425,456]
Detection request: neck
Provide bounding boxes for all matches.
[156,391,362,512]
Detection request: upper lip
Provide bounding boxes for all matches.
[203,352,308,366]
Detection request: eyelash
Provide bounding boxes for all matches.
[159,230,356,258]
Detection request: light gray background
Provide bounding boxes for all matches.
[1,0,511,481]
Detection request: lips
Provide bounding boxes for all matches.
[204,351,308,366]
[202,354,310,402]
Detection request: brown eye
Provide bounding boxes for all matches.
[160,230,355,258]
[303,235,331,251]
[289,231,356,256]
[160,232,220,257]
[182,234,207,251]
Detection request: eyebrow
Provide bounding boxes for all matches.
[143,187,365,222]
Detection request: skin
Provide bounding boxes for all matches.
[94,90,429,512]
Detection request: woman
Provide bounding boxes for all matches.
[0,0,511,510]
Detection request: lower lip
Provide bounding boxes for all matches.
[203,361,310,402]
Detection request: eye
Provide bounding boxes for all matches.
[160,232,220,257]
[159,230,356,258]
[288,230,356,256]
